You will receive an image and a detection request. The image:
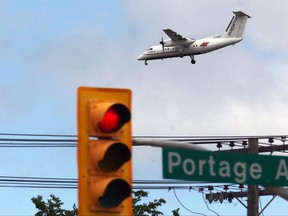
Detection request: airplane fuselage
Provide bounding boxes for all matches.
[137,36,242,61]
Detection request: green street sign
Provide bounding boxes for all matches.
[162,148,288,186]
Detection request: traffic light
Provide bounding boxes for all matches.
[77,87,132,216]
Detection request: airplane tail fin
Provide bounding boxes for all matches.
[222,11,251,38]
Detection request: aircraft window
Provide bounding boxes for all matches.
[148,48,153,51]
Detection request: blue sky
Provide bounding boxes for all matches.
[1,0,288,215]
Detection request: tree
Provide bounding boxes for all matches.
[132,190,166,216]
[32,191,178,216]
[31,194,77,216]
[172,208,180,216]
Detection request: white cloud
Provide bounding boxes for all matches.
[4,0,285,137]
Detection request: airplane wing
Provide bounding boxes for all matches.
[163,29,187,41]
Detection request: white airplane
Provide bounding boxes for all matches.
[137,11,250,65]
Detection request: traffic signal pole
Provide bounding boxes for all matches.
[133,138,208,151]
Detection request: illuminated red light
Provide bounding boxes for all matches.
[98,107,120,133]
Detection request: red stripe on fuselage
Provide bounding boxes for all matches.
[200,42,209,47]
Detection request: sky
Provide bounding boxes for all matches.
[0,0,288,215]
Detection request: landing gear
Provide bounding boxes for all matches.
[190,55,196,64]
[145,60,148,65]
[179,49,183,58]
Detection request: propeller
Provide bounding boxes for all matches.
[159,34,165,52]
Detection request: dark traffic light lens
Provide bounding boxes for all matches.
[99,143,131,172]
[99,179,131,208]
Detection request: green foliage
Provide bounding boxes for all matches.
[32,191,179,216]
[132,190,166,216]
[172,208,180,216]
[31,194,77,216]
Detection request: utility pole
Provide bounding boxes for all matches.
[247,138,259,216]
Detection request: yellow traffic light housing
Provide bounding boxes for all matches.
[77,87,132,216]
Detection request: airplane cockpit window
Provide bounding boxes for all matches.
[147,48,153,51]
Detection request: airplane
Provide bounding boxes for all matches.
[137,11,250,65]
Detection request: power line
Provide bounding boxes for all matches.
[0,133,76,137]
[0,133,287,154]
[201,192,220,216]
[1,133,288,208]
[0,175,255,194]
[172,188,207,216]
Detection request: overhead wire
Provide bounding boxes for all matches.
[0,132,287,208]
[0,133,286,192]
[172,188,207,216]
[0,133,76,137]
[0,175,77,189]
[201,192,220,216]
[0,133,287,152]
[0,175,254,195]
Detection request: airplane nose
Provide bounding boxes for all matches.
[137,54,144,60]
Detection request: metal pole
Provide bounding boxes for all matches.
[133,138,208,151]
[247,138,259,216]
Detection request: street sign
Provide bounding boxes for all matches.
[163,148,288,186]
